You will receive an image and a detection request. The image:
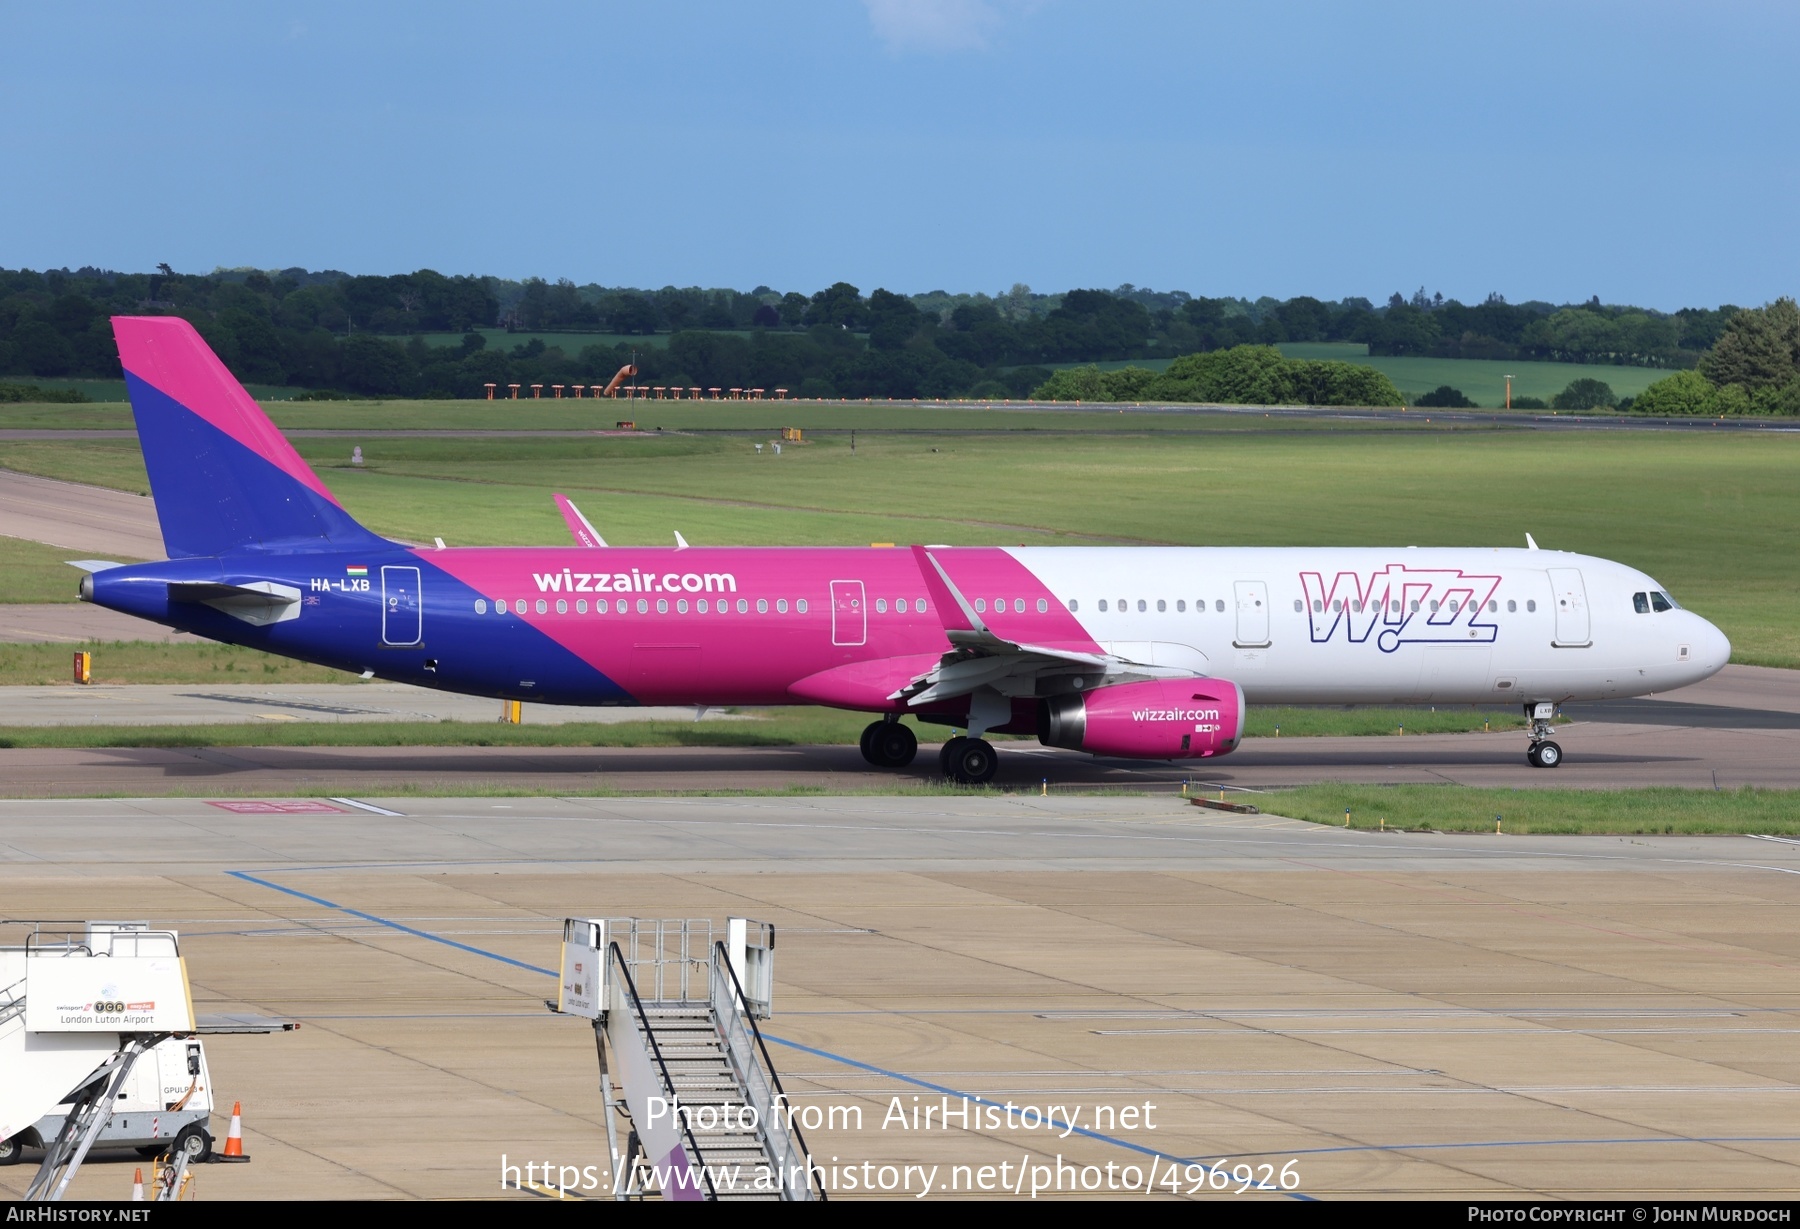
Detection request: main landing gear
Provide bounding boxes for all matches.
[859,718,918,769]
[937,736,998,785]
[1525,701,1563,769]
[859,718,997,784]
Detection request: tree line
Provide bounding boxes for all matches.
[1630,299,1800,416]
[0,264,1762,403]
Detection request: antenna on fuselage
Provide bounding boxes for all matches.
[674,531,689,550]
[1525,533,1540,551]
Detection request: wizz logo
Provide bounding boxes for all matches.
[1300,565,1502,653]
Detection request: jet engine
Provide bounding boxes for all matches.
[1038,678,1245,759]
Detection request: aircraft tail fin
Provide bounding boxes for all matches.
[112,316,388,558]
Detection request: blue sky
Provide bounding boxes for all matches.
[3,1,1796,308]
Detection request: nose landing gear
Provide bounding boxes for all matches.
[1525,701,1563,768]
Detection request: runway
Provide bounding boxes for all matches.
[3,795,1799,1199]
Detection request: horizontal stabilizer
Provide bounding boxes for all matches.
[64,560,124,574]
[169,580,302,626]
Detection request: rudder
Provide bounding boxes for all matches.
[113,316,386,558]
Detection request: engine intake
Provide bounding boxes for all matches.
[1039,678,1245,759]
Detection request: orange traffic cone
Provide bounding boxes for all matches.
[217,1100,251,1162]
[132,1166,144,1200]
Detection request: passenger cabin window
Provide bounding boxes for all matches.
[1313,600,1323,613]
[1156,599,1166,612]
[1527,600,1537,612]
[1294,600,1303,612]
[1178,600,1187,612]
[1137,599,1146,612]
[974,598,986,613]
[1214,600,1225,612]
[1633,592,1650,614]
[1410,600,1420,612]
[1507,600,1516,612]
[1069,599,1079,612]
[1097,599,1107,612]
[1651,592,1673,613]
[1036,598,1048,613]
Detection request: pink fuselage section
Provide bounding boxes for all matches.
[423,545,1080,708]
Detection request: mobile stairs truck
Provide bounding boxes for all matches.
[553,917,825,1201]
[0,921,291,1201]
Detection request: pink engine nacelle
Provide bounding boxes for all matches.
[1038,678,1246,759]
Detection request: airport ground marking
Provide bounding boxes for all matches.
[223,867,1311,1199]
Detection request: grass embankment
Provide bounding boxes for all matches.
[1270,784,1800,835]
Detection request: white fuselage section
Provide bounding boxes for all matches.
[1016,547,1730,705]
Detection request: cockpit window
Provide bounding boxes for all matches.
[1650,592,1673,613]
[1633,592,1650,614]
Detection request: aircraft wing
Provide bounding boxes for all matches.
[895,546,1203,706]
[553,494,607,547]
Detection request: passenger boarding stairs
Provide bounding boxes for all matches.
[1,923,193,1201]
[555,918,824,1201]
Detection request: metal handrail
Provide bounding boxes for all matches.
[0,984,23,1027]
[608,942,717,1201]
[711,942,824,1200]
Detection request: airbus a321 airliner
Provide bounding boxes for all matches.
[76,317,1730,782]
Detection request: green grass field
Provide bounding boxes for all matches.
[1268,783,1800,834]
[2,421,1795,665]
[0,641,354,685]
[0,536,140,602]
[1038,346,1677,408]
[1276,343,1678,407]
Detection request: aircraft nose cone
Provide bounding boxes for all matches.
[1696,618,1731,675]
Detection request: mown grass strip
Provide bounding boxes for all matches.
[1268,783,1800,834]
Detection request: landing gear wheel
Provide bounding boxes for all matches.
[0,1134,22,1166]
[946,737,998,785]
[1526,743,1542,767]
[172,1124,212,1165]
[1533,740,1563,768]
[867,721,917,768]
[938,736,968,777]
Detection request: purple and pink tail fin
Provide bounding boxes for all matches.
[113,316,387,558]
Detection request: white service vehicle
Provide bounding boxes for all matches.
[0,1034,214,1166]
